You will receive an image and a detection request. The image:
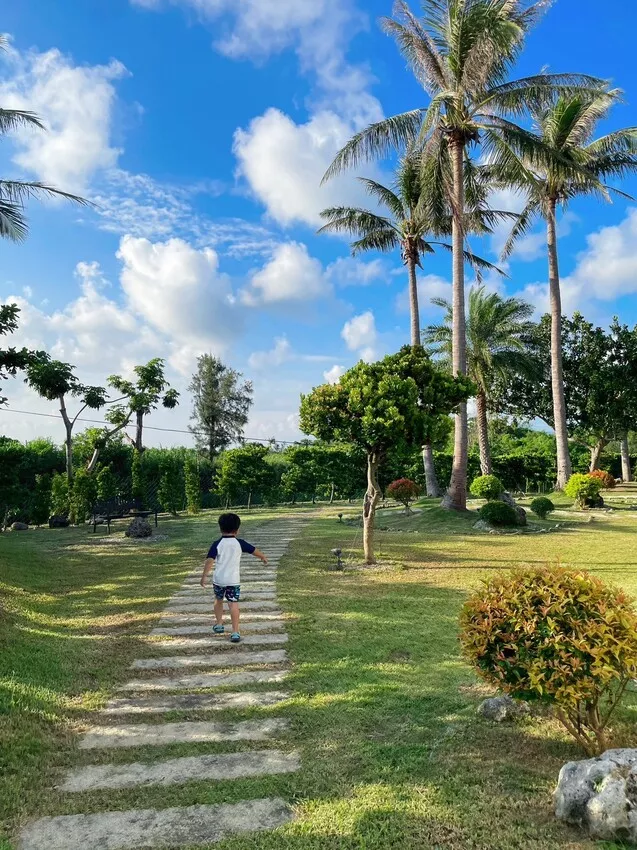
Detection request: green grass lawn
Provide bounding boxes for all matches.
[2,493,637,849]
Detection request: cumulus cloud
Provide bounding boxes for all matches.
[341,311,377,361]
[248,337,292,370]
[324,364,345,384]
[395,274,453,315]
[327,256,389,287]
[0,44,127,193]
[241,242,331,305]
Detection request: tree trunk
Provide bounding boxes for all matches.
[329,482,335,504]
[476,391,493,475]
[589,439,607,472]
[547,200,572,490]
[422,442,441,497]
[621,435,632,482]
[247,490,252,510]
[135,410,145,453]
[59,394,74,486]
[406,249,421,348]
[443,137,468,511]
[363,451,381,565]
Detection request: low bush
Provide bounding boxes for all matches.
[479,500,518,527]
[530,496,555,519]
[387,478,420,513]
[470,474,505,501]
[564,473,603,508]
[590,469,616,489]
[460,567,637,755]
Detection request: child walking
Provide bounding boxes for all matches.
[200,512,268,643]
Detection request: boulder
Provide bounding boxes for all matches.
[49,515,70,529]
[10,521,29,531]
[585,494,605,509]
[473,519,495,533]
[555,749,637,843]
[515,506,527,527]
[478,694,530,722]
[500,491,516,508]
[125,517,152,538]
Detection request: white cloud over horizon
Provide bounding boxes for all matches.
[241,241,332,305]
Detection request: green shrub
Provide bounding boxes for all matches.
[50,473,70,517]
[564,473,603,508]
[69,469,96,525]
[387,478,420,513]
[96,465,118,502]
[470,474,505,501]
[530,496,555,519]
[478,500,518,527]
[590,469,616,489]
[184,457,202,515]
[460,567,637,754]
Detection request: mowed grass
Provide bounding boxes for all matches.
[2,492,637,849]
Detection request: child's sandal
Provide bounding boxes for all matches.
[230,632,241,643]
[213,624,225,634]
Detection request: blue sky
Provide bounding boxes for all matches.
[1,0,637,446]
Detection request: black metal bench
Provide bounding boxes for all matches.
[91,498,159,533]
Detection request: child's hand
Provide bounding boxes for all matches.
[200,575,207,588]
[260,554,269,566]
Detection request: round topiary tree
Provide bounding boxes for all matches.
[564,473,604,509]
[387,478,421,514]
[530,496,555,519]
[460,567,637,755]
[470,474,504,501]
[479,501,518,527]
[590,469,616,490]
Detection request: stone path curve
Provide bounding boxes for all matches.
[19,518,306,850]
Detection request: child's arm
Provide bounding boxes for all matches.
[252,548,268,566]
[200,558,214,587]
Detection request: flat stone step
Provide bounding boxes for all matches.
[80,717,289,749]
[19,797,294,850]
[59,749,300,792]
[151,621,285,636]
[165,602,281,614]
[174,588,276,597]
[119,668,289,692]
[131,649,288,670]
[144,633,288,650]
[159,611,284,623]
[102,690,290,716]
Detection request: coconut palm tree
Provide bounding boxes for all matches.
[323,0,605,510]
[498,90,637,488]
[424,286,535,475]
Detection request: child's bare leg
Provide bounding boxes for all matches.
[214,598,224,625]
[229,601,240,633]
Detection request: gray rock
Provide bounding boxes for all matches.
[125,517,152,538]
[500,491,516,508]
[48,515,70,529]
[515,506,527,527]
[478,694,530,722]
[11,521,29,531]
[555,748,637,842]
[473,519,494,532]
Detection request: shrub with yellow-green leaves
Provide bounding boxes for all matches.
[460,567,637,755]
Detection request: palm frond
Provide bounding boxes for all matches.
[318,206,396,238]
[0,199,28,241]
[358,178,405,219]
[478,73,609,118]
[0,179,92,207]
[351,229,401,255]
[381,2,450,93]
[501,197,541,260]
[0,108,46,134]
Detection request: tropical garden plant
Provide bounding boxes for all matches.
[589,469,616,490]
[387,478,421,514]
[530,496,555,519]
[478,500,518,527]
[470,474,505,501]
[564,473,604,508]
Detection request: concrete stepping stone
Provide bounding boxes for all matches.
[166,601,280,614]
[119,668,289,692]
[174,587,275,597]
[144,633,288,650]
[151,621,285,636]
[79,718,289,749]
[59,749,301,792]
[101,690,290,716]
[159,611,284,623]
[131,649,288,670]
[20,797,294,850]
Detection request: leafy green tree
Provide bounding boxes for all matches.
[96,465,118,503]
[0,304,31,405]
[30,473,51,526]
[500,89,637,487]
[424,286,534,475]
[216,444,275,509]
[25,355,107,484]
[184,456,202,514]
[325,0,599,510]
[188,355,253,460]
[0,439,26,527]
[157,456,183,516]
[69,468,96,525]
[281,445,321,503]
[50,472,70,517]
[300,346,472,563]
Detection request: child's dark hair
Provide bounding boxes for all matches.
[219,512,241,534]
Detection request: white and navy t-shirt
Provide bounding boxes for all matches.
[206,536,255,587]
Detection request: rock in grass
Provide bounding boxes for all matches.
[48,515,70,528]
[10,521,29,531]
[555,749,637,842]
[515,506,527,527]
[478,695,530,722]
[125,517,152,538]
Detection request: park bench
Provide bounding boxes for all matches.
[90,498,159,534]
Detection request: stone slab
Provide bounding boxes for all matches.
[174,588,276,597]
[145,633,288,650]
[118,668,289,692]
[20,797,294,850]
[131,649,288,670]
[159,611,284,623]
[151,621,285,636]
[165,602,281,614]
[79,718,289,749]
[101,690,290,716]
[60,749,300,792]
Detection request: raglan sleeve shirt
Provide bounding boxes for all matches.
[206,537,255,587]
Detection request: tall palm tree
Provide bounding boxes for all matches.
[424,285,534,474]
[499,90,637,488]
[323,0,605,510]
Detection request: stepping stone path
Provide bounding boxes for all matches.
[19,518,306,850]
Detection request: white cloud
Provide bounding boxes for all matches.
[324,364,345,384]
[327,257,389,287]
[341,310,377,359]
[395,274,453,315]
[241,242,331,305]
[248,337,292,370]
[0,44,127,193]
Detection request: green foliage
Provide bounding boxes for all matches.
[216,444,275,507]
[460,567,637,754]
[184,457,202,514]
[530,496,555,519]
[50,472,70,517]
[30,474,51,525]
[0,303,31,406]
[590,469,616,489]
[564,473,603,508]
[0,438,26,518]
[469,474,504,501]
[96,465,118,503]
[131,450,145,503]
[157,456,183,516]
[387,478,420,511]
[69,468,96,525]
[478,501,518,527]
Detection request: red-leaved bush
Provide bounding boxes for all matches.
[387,478,421,513]
[590,469,616,489]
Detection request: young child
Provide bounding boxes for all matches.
[200,512,268,643]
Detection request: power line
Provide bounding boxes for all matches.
[0,407,301,445]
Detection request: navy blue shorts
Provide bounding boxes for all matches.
[213,584,241,602]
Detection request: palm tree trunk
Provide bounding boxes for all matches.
[422,441,441,497]
[621,435,632,482]
[443,137,468,511]
[407,251,421,348]
[547,199,572,490]
[363,451,381,565]
[476,391,493,475]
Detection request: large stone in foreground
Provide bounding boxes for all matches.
[19,797,294,850]
[101,689,290,716]
[555,748,637,842]
[131,649,287,670]
[60,749,300,792]
[118,668,289,692]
